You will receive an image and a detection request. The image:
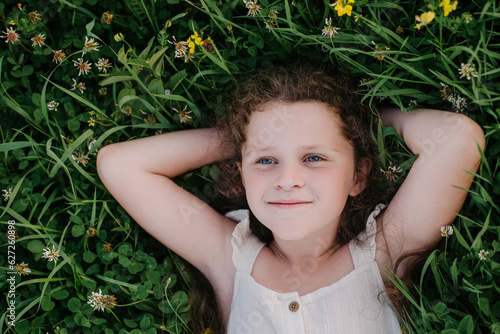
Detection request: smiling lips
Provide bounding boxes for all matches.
[268,200,312,209]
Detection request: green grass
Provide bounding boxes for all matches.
[1,0,499,333]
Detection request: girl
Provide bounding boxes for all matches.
[97,61,484,333]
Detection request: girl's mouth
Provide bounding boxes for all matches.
[268,200,312,209]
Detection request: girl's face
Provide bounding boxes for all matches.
[240,101,366,243]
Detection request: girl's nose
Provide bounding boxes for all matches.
[274,163,305,190]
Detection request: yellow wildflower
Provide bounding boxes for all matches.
[114,33,125,42]
[331,0,355,17]
[188,31,202,53]
[415,11,435,30]
[439,0,458,16]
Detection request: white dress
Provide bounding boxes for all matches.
[225,204,402,334]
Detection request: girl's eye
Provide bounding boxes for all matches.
[305,155,322,162]
[257,158,275,165]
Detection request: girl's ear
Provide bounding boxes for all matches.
[349,157,372,196]
[237,162,245,187]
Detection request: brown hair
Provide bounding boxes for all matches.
[188,58,420,332]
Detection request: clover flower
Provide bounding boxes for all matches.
[478,249,489,261]
[101,11,113,24]
[2,187,13,201]
[29,11,42,24]
[47,101,59,111]
[439,83,467,113]
[144,114,157,125]
[52,50,66,64]
[96,58,112,73]
[322,17,340,38]
[41,245,60,263]
[415,11,436,30]
[243,0,261,16]
[380,162,402,182]
[170,36,189,60]
[87,227,98,237]
[331,0,355,17]
[31,33,45,47]
[83,36,100,55]
[1,27,20,44]
[265,9,279,31]
[102,243,112,252]
[201,37,214,52]
[439,0,458,16]
[174,106,192,123]
[70,78,86,94]
[72,152,89,166]
[73,58,92,76]
[440,225,454,238]
[15,263,31,276]
[462,13,473,24]
[459,63,478,80]
[87,289,117,312]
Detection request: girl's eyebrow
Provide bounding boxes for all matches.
[244,144,340,156]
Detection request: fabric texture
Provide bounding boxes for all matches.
[225,204,402,334]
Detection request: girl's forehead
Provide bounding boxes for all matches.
[244,101,351,151]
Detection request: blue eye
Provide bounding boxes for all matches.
[258,158,275,165]
[305,155,322,162]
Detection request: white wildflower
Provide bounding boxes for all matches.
[41,245,60,263]
[440,225,454,238]
[2,187,13,201]
[47,101,59,111]
[478,249,489,261]
[458,63,478,80]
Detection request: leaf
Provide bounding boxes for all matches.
[72,224,86,237]
[68,297,82,313]
[457,315,474,334]
[27,240,46,253]
[41,295,55,311]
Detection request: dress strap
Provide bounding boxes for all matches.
[228,209,266,274]
[349,204,386,268]
[236,235,266,274]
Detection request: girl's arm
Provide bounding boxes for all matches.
[96,129,237,282]
[379,108,485,259]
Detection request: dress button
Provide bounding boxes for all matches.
[288,301,299,312]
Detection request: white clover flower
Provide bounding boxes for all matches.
[41,245,60,263]
[440,225,454,238]
[2,187,13,201]
[478,249,489,261]
[87,289,117,312]
[459,63,478,80]
[322,17,340,38]
[15,263,31,276]
[83,36,100,55]
[47,101,59,111]
[96,58,112,73]
[243,0,261,16]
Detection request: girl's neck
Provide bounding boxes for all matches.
[269,234,341,266]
